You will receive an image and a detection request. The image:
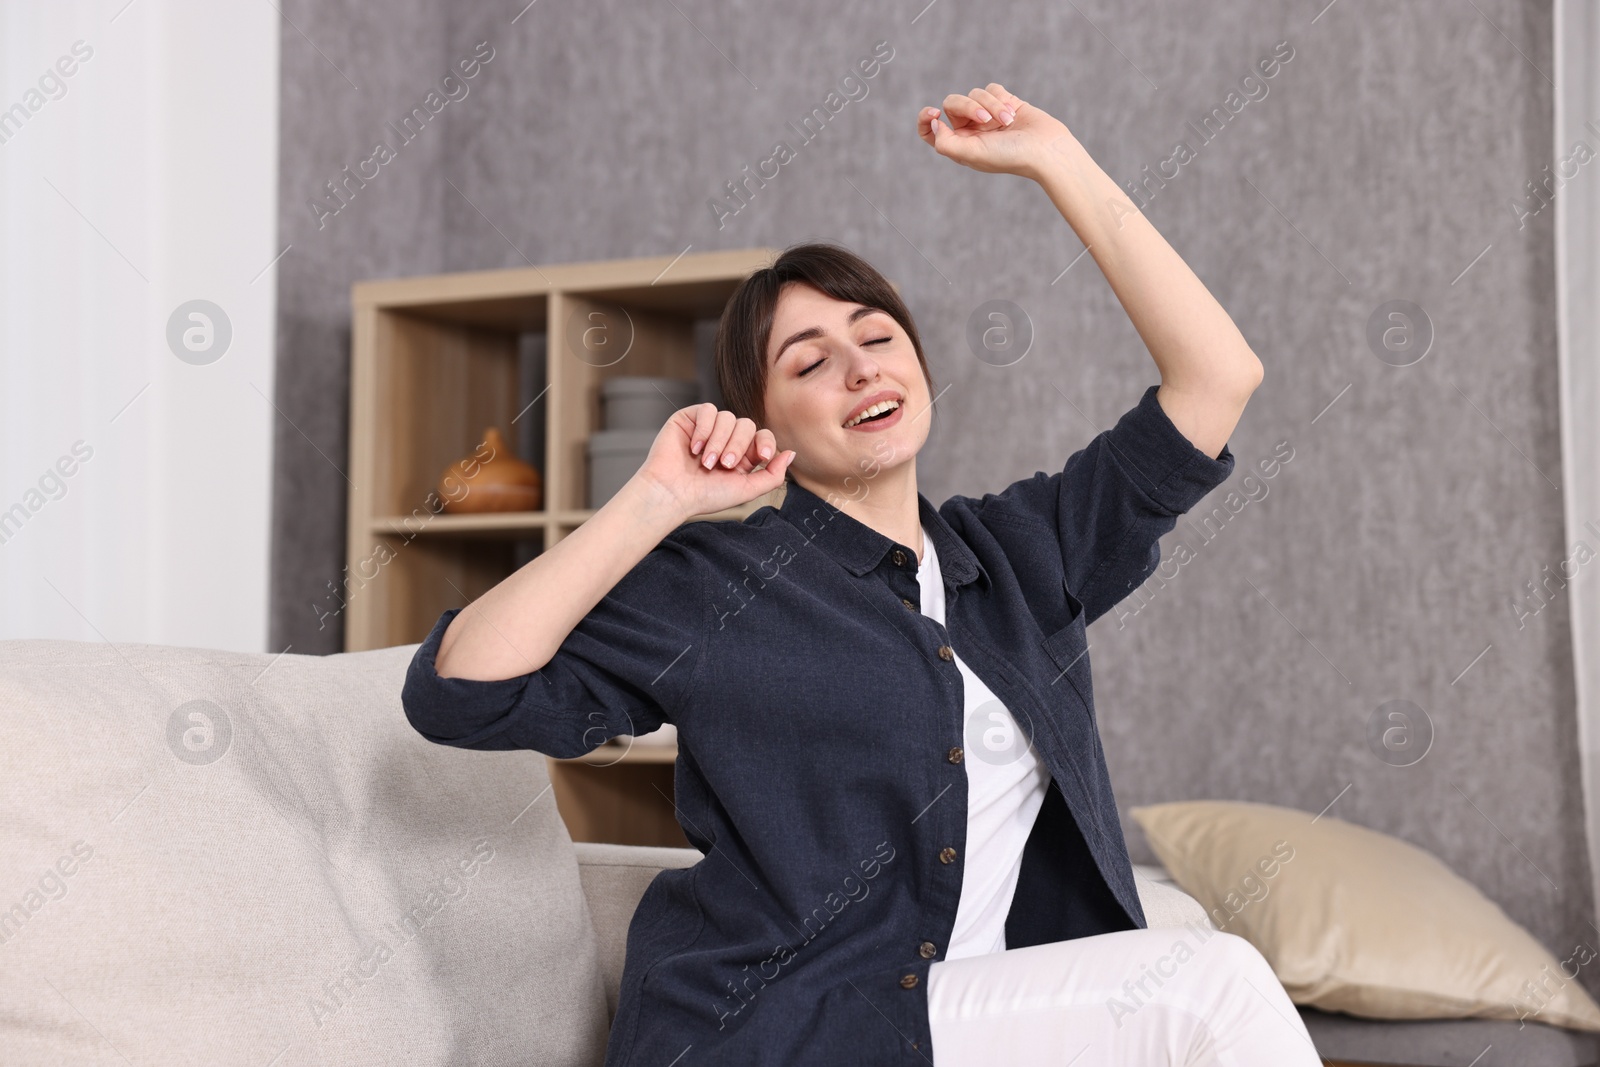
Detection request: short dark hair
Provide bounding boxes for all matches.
[714,241,934,482]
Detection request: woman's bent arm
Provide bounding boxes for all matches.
[433,473,691,682]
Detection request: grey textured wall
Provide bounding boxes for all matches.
[273,0,1592,992]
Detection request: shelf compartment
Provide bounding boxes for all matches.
[346,246,779,655]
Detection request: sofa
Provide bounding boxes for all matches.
[1,637,1595,1066]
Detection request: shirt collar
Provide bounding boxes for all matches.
[775,477,990,590]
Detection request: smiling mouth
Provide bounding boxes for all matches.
[843,399,903,428]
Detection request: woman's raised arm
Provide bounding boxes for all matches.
[433,403,794,682]
[918,82,1264,459]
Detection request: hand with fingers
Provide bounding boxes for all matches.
[635,403,796,519]
[917,82,1074,179]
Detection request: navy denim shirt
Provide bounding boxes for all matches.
[402,384,1235,1066]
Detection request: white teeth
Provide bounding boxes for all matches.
[845,399,901,428]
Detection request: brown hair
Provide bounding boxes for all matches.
[714,241,933,482]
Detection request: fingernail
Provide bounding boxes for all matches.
[692,439,702,455]
[1001,109,1015,125]
[704,451,717,468]
[977,108,992,122]
[760,446,773,459]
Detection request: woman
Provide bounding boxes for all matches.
[402,84,1321,1066]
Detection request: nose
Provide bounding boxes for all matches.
[848,352,883,386]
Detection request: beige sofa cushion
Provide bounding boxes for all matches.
[0,638,609,1067]
[1130,799,1600,1032]
[1130,862,1212,930]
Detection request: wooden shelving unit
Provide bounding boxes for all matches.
[345,247,782,847]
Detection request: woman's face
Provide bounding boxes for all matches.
[761,282,931,490]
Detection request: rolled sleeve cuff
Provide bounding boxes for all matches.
[1108,384,1237,516]
[401,607,535,746]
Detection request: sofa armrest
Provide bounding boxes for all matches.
[1131,862,1213,930]
[575,841,702,1020]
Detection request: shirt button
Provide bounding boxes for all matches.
[939,846,957,864]
[893,549,908,566]
[919,941,937,958]
[947,746,963,763]
[900,973,919,988]
[938,645,954,661]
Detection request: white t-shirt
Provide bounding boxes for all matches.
[917,523,1052,960]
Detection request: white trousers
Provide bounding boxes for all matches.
[925,926,1323,1066]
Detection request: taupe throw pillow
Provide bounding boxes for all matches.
[1130,799,1600,1032]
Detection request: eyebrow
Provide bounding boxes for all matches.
[770,305,885,366]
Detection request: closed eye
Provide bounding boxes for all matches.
[798,338,891,377]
